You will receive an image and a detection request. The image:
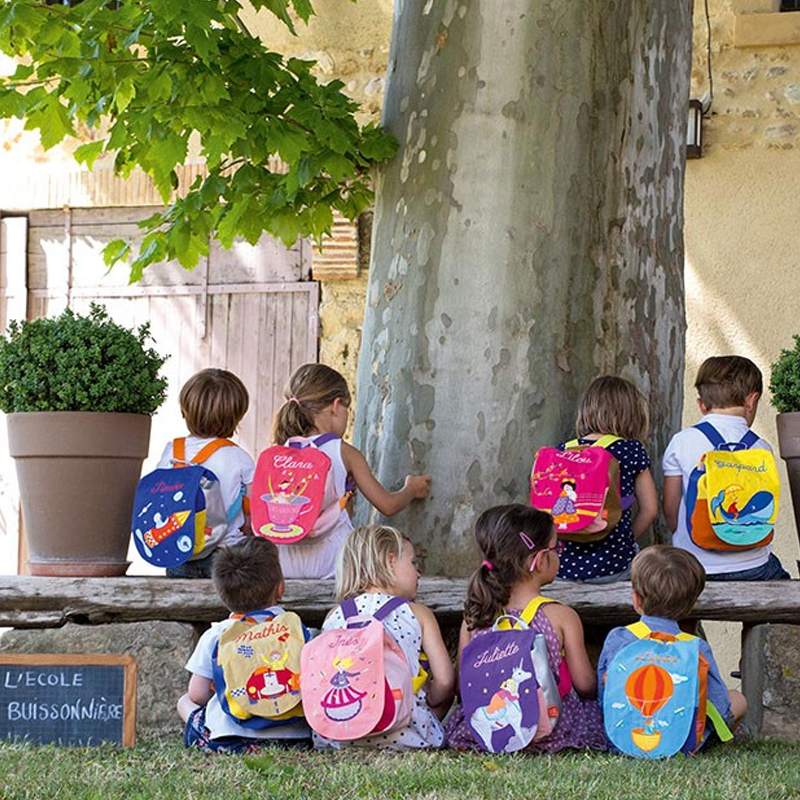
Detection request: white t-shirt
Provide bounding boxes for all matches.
[185,606,310,741]
[158,436,255,551]
[662,413,773,574]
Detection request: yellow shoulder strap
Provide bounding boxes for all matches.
[594,434,621,448]
[565,435,620,450]
[627,621,696,642]
[520,596,558,626]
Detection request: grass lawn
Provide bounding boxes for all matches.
[0,738,798,800]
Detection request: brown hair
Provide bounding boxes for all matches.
[464,504,554,631]
[575,375,649,441]
[271,363,351,444]
[695,355,763,410]
[335,525,408,601]
[631,545,705,620]
[179,368,249,438]
[212,538,283,613]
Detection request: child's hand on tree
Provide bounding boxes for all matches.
[404,474,432,499]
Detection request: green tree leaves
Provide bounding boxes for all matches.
[0,0,397,279]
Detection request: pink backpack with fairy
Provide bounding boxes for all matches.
[300,596,414,741]
[530,435,633,542]
[252,433,352,544]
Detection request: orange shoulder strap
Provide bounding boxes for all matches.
[173,437,235,466]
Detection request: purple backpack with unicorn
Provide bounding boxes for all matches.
[459,597,571,753]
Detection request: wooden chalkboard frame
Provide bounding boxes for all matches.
[0,653,137,747]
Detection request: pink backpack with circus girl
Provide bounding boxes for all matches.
[530,435,632,542]
[252,434,352,545]
[299,596,414,742]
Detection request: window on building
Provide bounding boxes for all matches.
[781,0,800,11]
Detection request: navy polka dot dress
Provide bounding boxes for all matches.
[556,438,651,581]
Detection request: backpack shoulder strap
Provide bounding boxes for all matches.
[173,437,186,462]
[694,422,725,448]
[594,434,621,449]
[312,433,341,448]
[739,429,760,449]
[626,620,653,638]
[192,438,237,464]
[519,596,559,626]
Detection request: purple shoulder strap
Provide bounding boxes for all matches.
[341,595,407,623]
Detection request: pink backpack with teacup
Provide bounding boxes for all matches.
[252,434,348,544]
[530,435,632,542]
[300,596,414,742]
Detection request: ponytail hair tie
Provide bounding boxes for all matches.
[289,396,301,406]
[481,560,494,571]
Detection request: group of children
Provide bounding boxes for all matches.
[163,352,789,756]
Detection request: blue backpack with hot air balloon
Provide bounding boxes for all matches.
[603,622,732,759]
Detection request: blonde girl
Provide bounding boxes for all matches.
[271,363,431,580]
[314,525,455,750]
[558,375,659,582]
[445,504,606,753]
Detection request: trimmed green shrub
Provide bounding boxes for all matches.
[770,335,800,414]
[0,304,167,414]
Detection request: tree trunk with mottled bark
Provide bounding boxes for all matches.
[355,1,692,575]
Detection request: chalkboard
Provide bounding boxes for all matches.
[0,654,137,747]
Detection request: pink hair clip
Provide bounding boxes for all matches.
[481,560,493,570]
[518,531,535,550]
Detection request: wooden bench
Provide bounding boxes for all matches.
[1,575,798,629]
[2,576,799,739]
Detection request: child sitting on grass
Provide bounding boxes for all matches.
[177,537,311,752]
[598,545,746,753]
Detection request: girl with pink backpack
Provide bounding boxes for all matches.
[306,525,455,750]
[445,504,607,753]
[264,364,431,580]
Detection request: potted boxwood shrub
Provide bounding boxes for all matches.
[0,304,167,576]
[770,335,800,548]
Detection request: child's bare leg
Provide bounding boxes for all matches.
[728,689,747,726]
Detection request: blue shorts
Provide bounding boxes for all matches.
[706,553,791,581]
[167,553,216,579]
[184,707,311,753]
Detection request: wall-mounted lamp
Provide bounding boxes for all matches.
[687,99,703,159]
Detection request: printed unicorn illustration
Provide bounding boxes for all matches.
[469,661,535,751]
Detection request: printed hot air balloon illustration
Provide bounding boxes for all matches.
[625,663,674,753]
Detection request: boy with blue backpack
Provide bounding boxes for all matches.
[662,355,790,580]
[177,537,311,752]
[133,368,255,578]
[598,546,745,757]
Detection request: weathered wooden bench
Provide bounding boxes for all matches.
[0,576,798,628]
[1,577,799,740]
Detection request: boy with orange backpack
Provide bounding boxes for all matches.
[134,368,254,578]
[662,356,789,580]
[598,546,744,758]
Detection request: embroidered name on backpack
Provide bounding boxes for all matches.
[270,454,315,470]
[326,632,361,650]
[473,641,520,668]
[150,480,185,494]
[232,621,292,643]
[634,650,679,665]
[710,457,768,474]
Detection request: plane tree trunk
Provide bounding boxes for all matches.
[355,1,692,575]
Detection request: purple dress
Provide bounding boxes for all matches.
[446,605,607,753]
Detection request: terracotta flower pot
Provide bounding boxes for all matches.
[7,411,151,577]
[776,411,800,554]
